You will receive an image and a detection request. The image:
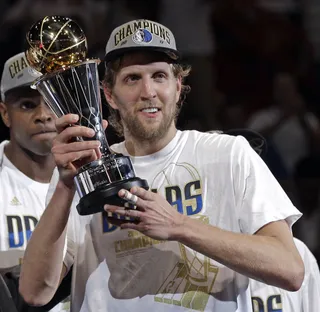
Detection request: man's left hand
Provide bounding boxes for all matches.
[104,187,185,241]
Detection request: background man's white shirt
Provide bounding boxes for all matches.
[0,141,69,311]
[251,238,320,312]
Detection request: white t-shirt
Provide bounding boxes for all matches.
[0,140,69,312]
[0,141,50,270]
[48,130,301,312]
[250,238,320,312]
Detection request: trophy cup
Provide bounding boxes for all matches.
[25,16,149,215]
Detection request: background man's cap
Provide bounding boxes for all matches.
[105,19,180,63]
[1,52,41,102]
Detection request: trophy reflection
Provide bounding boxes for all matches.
[25,16,149,215]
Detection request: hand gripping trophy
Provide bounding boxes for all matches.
[25,16,149,215]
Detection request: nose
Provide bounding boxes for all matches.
[140,77,156,100]
[34,100,54,124]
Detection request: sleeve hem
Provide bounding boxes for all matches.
[249,212,302,235]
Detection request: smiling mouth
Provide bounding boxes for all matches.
[140,108,161,113]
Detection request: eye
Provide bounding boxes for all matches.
[20,100,37,110]
[124,74,140,84]
[153,72,167,81]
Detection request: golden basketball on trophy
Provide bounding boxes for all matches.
[25,16,148,216]
[26,15,87,74]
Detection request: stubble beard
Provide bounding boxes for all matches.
[121,104,177,141]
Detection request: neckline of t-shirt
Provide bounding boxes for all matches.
[123,130,183,163]
[2,148,50,187]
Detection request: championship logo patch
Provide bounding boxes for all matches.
[132,29,153,44]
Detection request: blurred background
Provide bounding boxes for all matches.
[0,0,320,261]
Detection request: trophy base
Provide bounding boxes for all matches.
[76,177,149,215]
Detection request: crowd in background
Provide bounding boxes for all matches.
[1,0,320,262]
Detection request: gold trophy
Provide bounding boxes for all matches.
[25,16,148,215]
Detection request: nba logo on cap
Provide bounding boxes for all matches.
[132,29,153,44]
[104,19,180,63]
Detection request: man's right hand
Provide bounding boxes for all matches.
[51,114,104,189]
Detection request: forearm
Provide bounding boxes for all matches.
[20,181,75,306]
[176,216,303,291]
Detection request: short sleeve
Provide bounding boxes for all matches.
[232,136,302,234]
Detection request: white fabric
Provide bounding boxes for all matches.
[250,238,320,312]
[0,140,68,311]
[47,130,301,312]
[0,141,49,269]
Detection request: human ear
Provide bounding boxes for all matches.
[0,102,10,127]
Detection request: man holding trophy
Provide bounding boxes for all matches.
[20,17,304,312]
